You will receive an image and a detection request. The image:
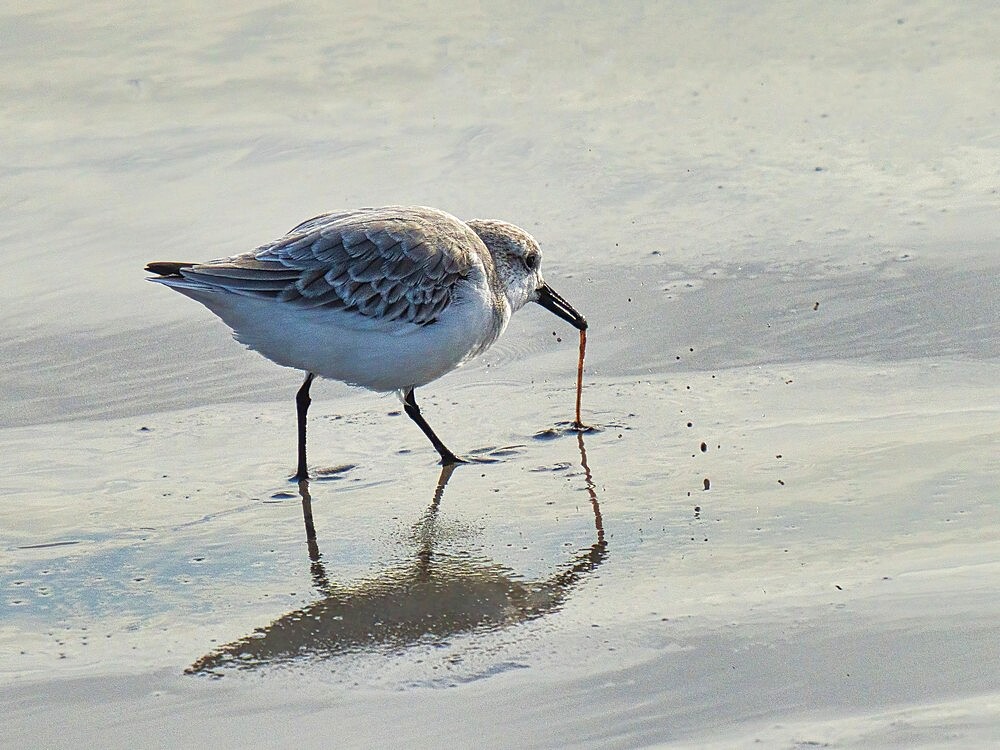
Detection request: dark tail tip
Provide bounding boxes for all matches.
[145,261,196,276]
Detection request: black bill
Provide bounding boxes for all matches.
[535,283,588,330]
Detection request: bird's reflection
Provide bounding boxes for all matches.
[188,431,606,676]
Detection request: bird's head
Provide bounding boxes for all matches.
[467,219,587,330]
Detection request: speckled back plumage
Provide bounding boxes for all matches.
[175,206,488,326]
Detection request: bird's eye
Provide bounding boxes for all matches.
[523,251,540,271]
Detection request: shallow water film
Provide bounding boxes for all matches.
[2,2,998,748]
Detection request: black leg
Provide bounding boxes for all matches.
[294,372,315,480]
[402,388,465,465]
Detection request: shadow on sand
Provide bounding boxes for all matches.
[188,431,606,676]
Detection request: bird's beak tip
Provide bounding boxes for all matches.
[536,283,587,331]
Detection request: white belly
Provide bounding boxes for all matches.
[175,286,506,392]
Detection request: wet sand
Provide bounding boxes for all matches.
[2,2,999,747]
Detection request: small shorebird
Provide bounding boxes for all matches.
[146,205,587,479]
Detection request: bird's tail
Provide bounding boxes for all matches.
[145,261,197,276]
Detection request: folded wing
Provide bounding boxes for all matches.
[168,206,483,326]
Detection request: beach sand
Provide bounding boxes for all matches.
[2,2,998,747]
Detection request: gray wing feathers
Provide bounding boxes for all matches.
[178,208,481,326]
[179,260,300,293]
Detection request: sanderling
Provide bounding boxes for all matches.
[146,205,587,479]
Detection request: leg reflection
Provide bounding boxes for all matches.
[296,477,329,592]
[295,464,460,590]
